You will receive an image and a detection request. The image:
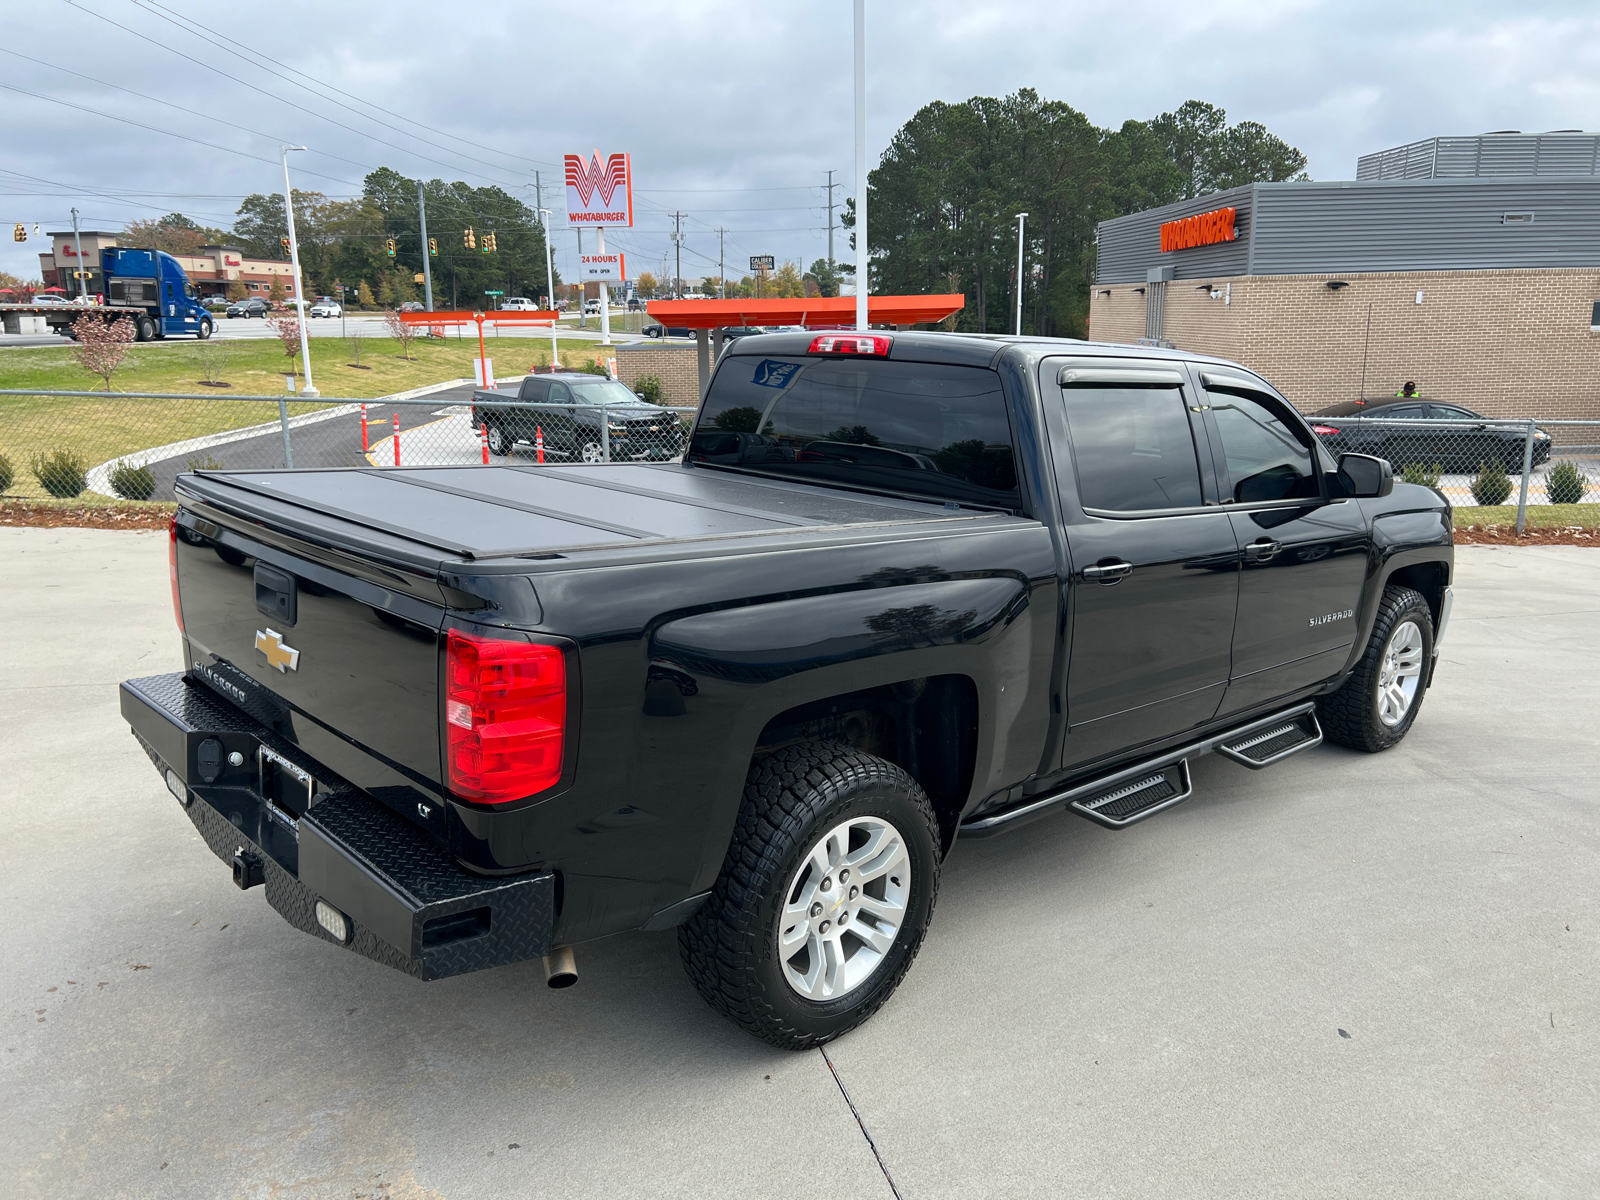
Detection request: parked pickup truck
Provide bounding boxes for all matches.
[470,371,686,461]
[122,330,1454,1049]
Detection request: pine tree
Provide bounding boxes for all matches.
[357,280,376,309]
[268,273,286,304]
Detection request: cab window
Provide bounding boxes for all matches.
[1208,389,1320,504]
[1060,384,1203,512]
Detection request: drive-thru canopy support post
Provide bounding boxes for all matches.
[398,309,561,389]
[644,294,965,401]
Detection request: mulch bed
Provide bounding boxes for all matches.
[1454,524,1598,546]
[0,500,174,530]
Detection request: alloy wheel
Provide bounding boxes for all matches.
[1376,619,1424,726]
[776,815,911,1002]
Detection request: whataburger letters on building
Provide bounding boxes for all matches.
[1160,206,1237,252]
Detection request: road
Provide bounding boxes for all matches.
[2,536,1596,1198]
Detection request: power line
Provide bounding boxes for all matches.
[139,0,560,171]
[0,82,361,188]
[61,0,529,190]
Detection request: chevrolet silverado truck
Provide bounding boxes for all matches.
[122,330,1454,1049]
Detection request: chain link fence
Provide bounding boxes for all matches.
[0,385,696,503]
[1312,417,1600,528]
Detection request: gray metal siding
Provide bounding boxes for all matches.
[1097,177,1600,279]
[1358,134,1600,179]
[1095,185,1253,284]
[1249,178,1600,273]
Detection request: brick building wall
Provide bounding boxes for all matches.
[615,342,701,408]
[1089,267,1600,420]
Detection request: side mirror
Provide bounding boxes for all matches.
[1338,453,1393,499]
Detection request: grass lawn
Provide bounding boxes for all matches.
[0,335,608,500]
[1453,504,1600,529]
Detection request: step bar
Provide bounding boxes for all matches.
[960,702,1319,838]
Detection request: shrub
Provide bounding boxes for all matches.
[31,448,88,498]
[109,459,156,501]
[1399,462,1443,488]
[185,453,225,472]
[1470,458,1513,506]
[633,373,665,403]
[1545,460,1590,505]
[0,452,12,494]
[578,359,609,377]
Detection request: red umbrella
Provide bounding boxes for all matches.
[40,286,66,293]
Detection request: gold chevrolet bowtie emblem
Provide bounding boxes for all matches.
[254,628,300,673]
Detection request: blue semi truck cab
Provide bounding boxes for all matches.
[96,247,215,341]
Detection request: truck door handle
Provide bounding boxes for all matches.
[1245,539,1282,562]
[1081,559,1132,584]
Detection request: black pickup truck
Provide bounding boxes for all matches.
[471,371,686,462]
[122,330,1454,1049]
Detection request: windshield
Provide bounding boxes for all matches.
[567,379,646,405]
[690,356,1020,509]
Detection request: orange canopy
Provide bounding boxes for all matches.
[398,309,560,326]
[644,294,963,330]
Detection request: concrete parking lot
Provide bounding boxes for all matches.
[2,532,1596,1198]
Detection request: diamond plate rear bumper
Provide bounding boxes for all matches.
[121,672,555,981]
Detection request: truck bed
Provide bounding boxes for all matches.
[178,463,1017,573]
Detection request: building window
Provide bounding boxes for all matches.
[1591,300,1600,331]
[1502,212,1535,224]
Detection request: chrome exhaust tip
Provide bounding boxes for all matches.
[542,945,577,989]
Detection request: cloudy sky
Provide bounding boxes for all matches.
[3,0,1597,284]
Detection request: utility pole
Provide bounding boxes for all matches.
[671,211,685,299]
[69,206,88,301]
[853,0,868,331]
[540,208,561,367]
[280,145,317,396]
[825,169,837,271]
[534,170,554,311]
[716,227,726,298]
[1014,212,1028,336]
[417,179,434,312]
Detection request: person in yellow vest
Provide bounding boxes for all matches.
[1395,381,1420,399]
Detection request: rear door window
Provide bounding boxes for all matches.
[1207,389,1321,503]
[519,377,550,402]
[1059,384,1204,512]
[692,357,1021,508]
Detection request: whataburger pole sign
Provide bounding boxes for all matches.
[564,151,633,227]
[1160,205,1237,252]
[564,150,633,348]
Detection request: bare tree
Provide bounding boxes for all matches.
[195,340,231,387]
[265,312,303,374]
[382,307,419,360]
[69,313,137,391]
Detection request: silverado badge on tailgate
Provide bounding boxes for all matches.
[254,629,301,673]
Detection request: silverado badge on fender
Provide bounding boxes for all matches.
[254,629,300,673]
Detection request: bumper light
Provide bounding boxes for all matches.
[165,768,190,806]
[315,900,351,944]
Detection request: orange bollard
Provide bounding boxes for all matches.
[361,404,369,452]
[393,412,401,466]
[481,422,489,465]
[535,425,544,464]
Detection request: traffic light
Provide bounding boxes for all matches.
[428,237,438,257]
[280,236,291,253]
[482,231,497,254]
[13,224,25,243]
[386,237,397,258]
[463,227,476,250]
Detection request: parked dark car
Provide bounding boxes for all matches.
[718,326,766,346]
[472,372,686,462]
[226,297,271,319]
[123,333,1455,1050]
[643,323,694,339]
[1311,396,1551,470]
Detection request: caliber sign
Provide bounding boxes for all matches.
[580,253,627,281]
[565,151,633,227]
[1160,206,1238,252]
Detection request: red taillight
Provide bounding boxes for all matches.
[444,628,566,803]
[808,334,890,356]
[1312,424,1339,436]
[169,512,184,632]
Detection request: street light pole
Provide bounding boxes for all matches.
[69,206,90,301]
[280,145,318,396]
[1014,212,1028,336]
[417,179,434,312]
[540,208,560,367]
[717,227,726,298]
[853,0,868,332]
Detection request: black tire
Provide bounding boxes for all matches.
[196,318,212,340]
[679,741,940,1050]
[134,315,154,342]
[485,423,511,457]
[1317,585,1434,753]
